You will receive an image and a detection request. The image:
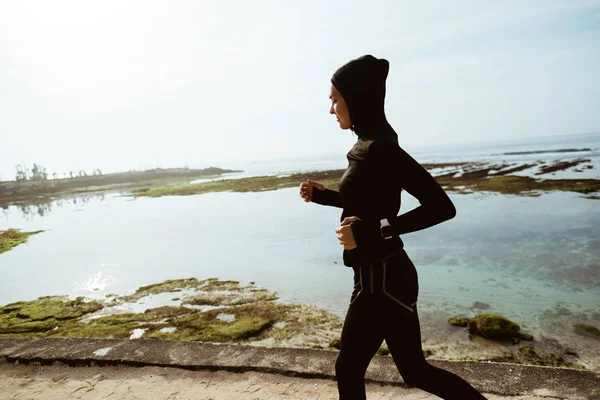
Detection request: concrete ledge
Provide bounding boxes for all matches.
[1,338,598,399]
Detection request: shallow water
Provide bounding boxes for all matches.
[1,188,598,332]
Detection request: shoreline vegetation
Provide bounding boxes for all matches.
[0,278,592,371]
[0,229,44,255]
[0,159,597,208]
[0,167,241,208]
[131,159,599,199]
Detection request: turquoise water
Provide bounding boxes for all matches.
[1,189,598,331]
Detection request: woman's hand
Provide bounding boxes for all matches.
[336,216,362,250]
[299,179,325,202]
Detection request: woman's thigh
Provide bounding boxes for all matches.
[337,299,385,367]
[382,302,428,372]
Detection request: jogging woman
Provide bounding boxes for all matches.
[299,55,487,400]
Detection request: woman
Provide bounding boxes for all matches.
[299,55,487,400]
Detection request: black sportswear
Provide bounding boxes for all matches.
[310,54,486,399]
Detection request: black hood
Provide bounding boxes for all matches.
[331,54,397,143]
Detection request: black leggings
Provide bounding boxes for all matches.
[335,293,487,399]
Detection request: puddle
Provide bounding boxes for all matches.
[129,328,147,339]
[93,347,113,357]
[250,337,276,346]
[216,313,236,323]
[274,321,286,329]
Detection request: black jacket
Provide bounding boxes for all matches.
[312,55,456,267]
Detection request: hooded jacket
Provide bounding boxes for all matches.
[312,55,456,267]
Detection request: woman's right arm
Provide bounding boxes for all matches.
[311,187,344,208]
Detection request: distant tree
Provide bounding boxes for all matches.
[31,164,39,180]
[52,172,58,180]
[31,163,48,181]
[70,171,74,178]
[15,165,27,182]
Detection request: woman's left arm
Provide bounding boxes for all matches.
[350,141,456,248]
[387,144,456,235]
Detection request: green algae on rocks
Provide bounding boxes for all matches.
[0,296,103,337]
[448,313,533,341]
[0,228,44,255]
[448,317,470,327]
[131,170,343,198]
[489,345,586,370]
[573,323,600,339]
[0,278,343,348]
[118,277,279,305]
[130,161,599,200]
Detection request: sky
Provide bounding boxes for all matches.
[1,0,599,180]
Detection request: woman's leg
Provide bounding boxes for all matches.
[384,303,487,400]
[335,299,385,400]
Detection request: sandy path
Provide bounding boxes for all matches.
[0,362,561,400]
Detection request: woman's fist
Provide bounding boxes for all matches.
[336,216,361,250]
[299,179,325,202]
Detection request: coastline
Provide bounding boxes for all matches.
[0,278,595,372]
[1,156,598,373]
[0,158,597,209]
[0,166,240,208]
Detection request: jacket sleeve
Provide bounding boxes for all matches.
[311,187,344,208]
[351,141,456,248]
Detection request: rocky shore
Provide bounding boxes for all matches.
[0,278,596,372]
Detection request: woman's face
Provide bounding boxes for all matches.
[329,84,351,130]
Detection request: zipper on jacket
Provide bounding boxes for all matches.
[369,264,374,293]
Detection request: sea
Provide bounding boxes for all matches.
[1,132,599,364]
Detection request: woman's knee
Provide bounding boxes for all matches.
[334,352,350,378]
[335,352,365,379]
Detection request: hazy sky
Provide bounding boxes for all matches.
[1,0,599,179]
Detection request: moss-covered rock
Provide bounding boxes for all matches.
[468,313,521,339]
[448,313,533,341]
[448,317,471,327]
[0,228,44,255]
[0,319,59,335]
[12,296,103,321]
[118,277,277,306]
[573,323,600,339]
[182,289,278,306]
[119,278,207,302]
[206,317,271,341]
[0,296,103,337]
[0,278,343,348]
[489,345,586,369]
[329,337,341,350]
